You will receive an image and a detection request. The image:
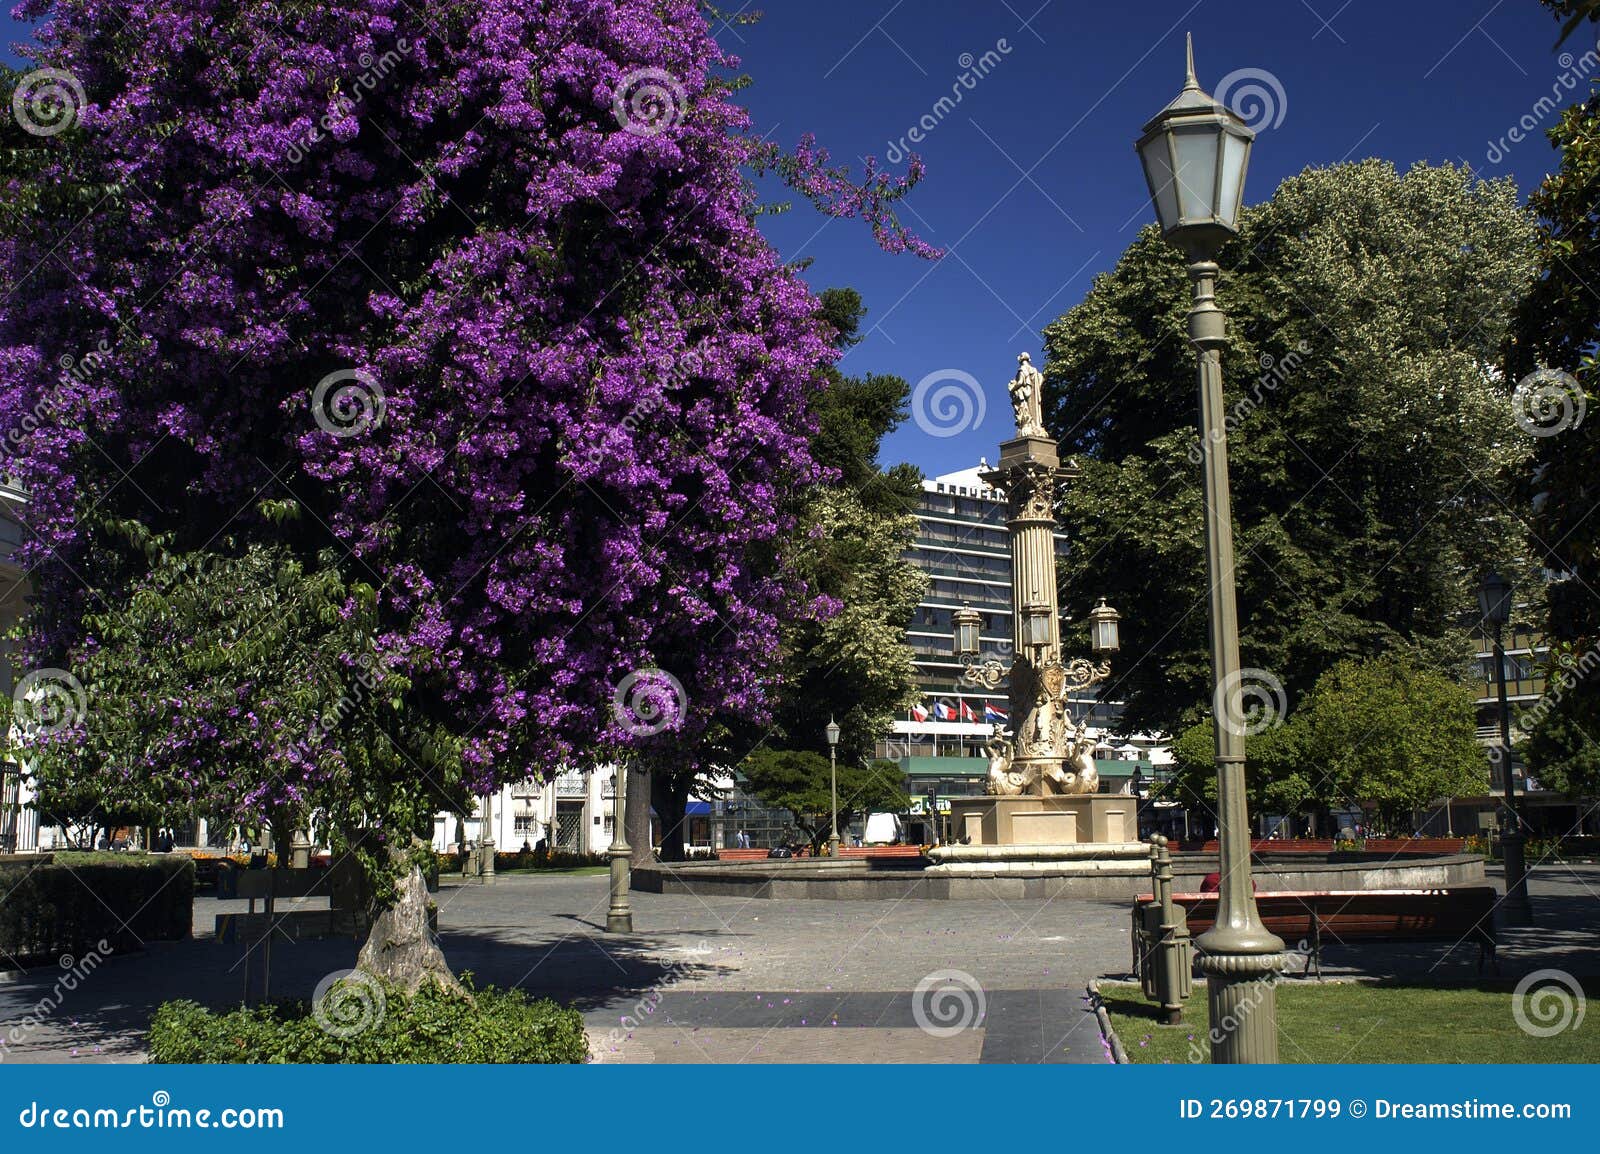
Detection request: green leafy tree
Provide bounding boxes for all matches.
[1516,643,1600,794]
[1168,720,1310,831]
[15,523,464,894]
[1042,160,1537,735]
[1507,1,1600,795]
[736,749,909,851]
[1292,657,1487,832]
[1172,656,1486,834]
[769,288,927,761]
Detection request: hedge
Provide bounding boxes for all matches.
[148,976,589,1063]
[0,853,194,964]
[438,849,607,872]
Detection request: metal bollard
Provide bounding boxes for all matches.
[1150,834,1193,1024]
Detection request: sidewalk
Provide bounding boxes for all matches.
[1,863,1594,1064]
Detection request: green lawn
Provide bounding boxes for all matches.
[1101,978,1600,1064]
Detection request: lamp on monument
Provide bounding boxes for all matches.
[1022,601,1052,650]
[1087,598,1122,655]
[953,604,982,658]
[1135,34,1253,257]
[1477,570,1513,626]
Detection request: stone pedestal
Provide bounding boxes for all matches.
[946,793,1136,847]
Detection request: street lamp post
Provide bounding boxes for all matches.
[480,792,496,884]
[826,718,841,857]
[605,768,633,933]
[1478,570,1533,925]
[1130,766,1145,838]
[1135,34,1284,1063]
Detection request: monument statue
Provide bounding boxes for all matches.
[934,350,1134,858]
[1039,718,1098,795]
[983,732,1029,797]
[1008,352,1045,437]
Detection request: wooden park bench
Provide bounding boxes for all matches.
[839,844,926,859]
[1133,888,1499,979]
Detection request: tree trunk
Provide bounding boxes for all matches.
[651,770,689,862]
[269,810,293,870]
[355,849,461,997]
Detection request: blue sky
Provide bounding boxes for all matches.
[4,2,1582,478]
[717,0,1579,477]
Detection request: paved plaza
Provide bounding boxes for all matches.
[2,864,1597,1064]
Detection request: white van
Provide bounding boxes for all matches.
[862,812,904,845]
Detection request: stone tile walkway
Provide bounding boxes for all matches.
[2,862,1595,1064]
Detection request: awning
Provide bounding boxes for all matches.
[686,801,712,816]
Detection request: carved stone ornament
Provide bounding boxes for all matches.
[1011,464,1056,521]
[983,730,1031,796]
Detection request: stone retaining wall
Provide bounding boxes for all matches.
[631,853,1487,901]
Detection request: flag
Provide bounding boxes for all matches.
[984,702,1009,724]
[910,701,929,723]
[933,700,957,721]
[959,700,978,723]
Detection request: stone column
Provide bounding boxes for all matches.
[984,437,1074,789]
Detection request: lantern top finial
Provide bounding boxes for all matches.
[1143,34,1241,131]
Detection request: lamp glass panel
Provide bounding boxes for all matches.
[1025,610,1050,648]
[1138,134,1181,231]
[1217,131,1250,227]
[1477,575,1512,624]
[1172,126,1220,222]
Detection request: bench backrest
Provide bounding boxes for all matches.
[1151,888,1496,943]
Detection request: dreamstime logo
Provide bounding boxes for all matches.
[1187,341,1310,463]
[285,652,381,762]
[883,39,1013,164]
[613,67,687,137]
[912,969,986,1037]
[1512,969,1586,1038]
[1512,368,1586,437]
[611,668,687,736]
[912,369,985,438]
[1486,42,1600,165]
[311,368,385,437]
[0,941,109,1062]
[594,940,709,1061]
[1184,945,1309,1061]
[282,40,413,164]
[1512,641,1600,743]
[1213,667,1286,737]
[10,68,85,137]
[1215,68,1287,131]
[311,969,387,1039]
[12,668,87,735]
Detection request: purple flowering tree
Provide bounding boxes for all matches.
[0,0,930,986]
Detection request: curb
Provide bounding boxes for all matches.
[1085,978,1129,1064]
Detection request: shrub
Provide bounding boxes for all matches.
[437,849,606,873]
[0,854,193,963]
[148,975,588,1064]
